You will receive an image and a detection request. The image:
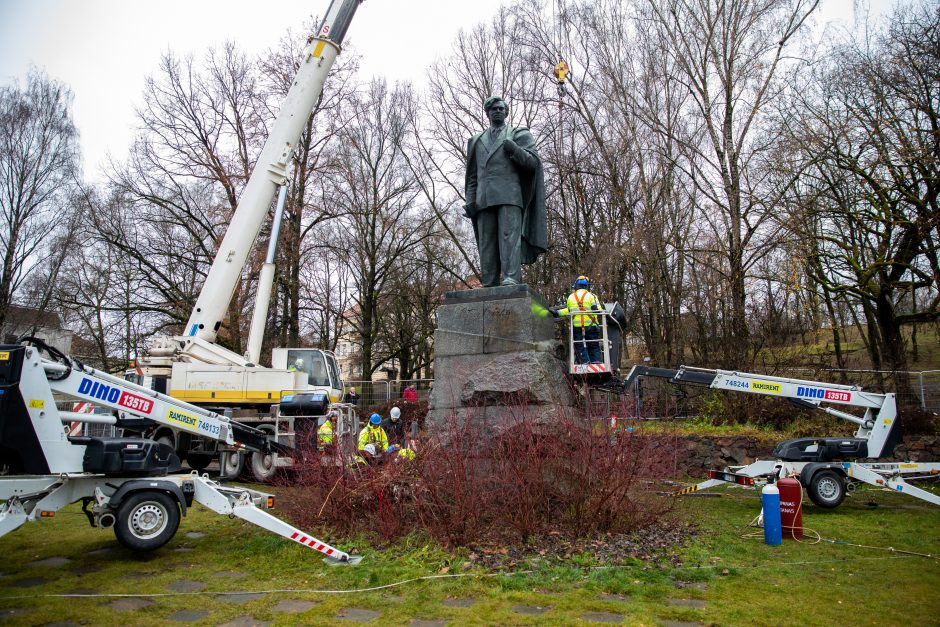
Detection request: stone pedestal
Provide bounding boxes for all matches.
[427,284,574,431]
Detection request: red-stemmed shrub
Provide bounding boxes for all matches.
[278,403,678,548]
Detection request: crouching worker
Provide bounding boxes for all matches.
[318,413,336,452]
[357,413,389,464]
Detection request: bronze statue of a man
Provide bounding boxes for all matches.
[464,96,547,287]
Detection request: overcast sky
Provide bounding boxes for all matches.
[0,0,509,181]
[1,0,894,184]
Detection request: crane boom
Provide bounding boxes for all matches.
[185,0,362,344]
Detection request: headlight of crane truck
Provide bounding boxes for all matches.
[119,0,365,481]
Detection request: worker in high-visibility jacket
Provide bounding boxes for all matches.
[554,275,603,364]
[357,413,389,460]
[317,414,336,450]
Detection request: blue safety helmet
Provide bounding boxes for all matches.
[573,275,589,289]
[369,413,382,425]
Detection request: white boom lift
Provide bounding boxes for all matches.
[624,365,940,508]
[0,339,360,563]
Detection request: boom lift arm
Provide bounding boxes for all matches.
[623,365,899,458]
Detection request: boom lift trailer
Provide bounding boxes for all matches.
[624,365,940,508]
[0,340,360,563]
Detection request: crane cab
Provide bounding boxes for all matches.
[271,348,344,403]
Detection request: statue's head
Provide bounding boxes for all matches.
[484,96,507,126]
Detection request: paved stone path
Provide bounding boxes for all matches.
[336,608,382,621]
[109,597,154,611]
[512,604,550,614]
[675,581,708,591]
[581,610,624,623]
[215,593,267,604]
[27,556,70,567]
[218,617,272,627]
[599,592,631,602]
[213,570,248,578]
[271,599,318,613]
[441,597,475,608]
[168,609,210,622]
[167,579,207,593]
[7,576,48,588]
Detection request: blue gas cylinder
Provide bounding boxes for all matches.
[762,484,782,545]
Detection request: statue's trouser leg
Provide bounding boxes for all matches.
[475,207,501,287]
[498,204,523,284]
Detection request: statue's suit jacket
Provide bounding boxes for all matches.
[464,126,548,265]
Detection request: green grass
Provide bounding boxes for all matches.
[1,483,938,625]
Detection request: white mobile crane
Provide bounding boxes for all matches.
[624,365,940,508]
[0,338,359,563]
[130,0,364,479]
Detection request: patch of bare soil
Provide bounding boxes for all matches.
[466,521,695,571]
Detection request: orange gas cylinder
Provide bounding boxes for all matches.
[777,477,803,540]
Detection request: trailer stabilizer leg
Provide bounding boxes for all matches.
[844,463,940,507]
[189,476,360,565]
[232,503,360,565]
[671,479,725,497]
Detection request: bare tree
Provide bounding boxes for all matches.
[316,80,436,379]
[783,1,940,390]
[646,0,819,365]
[0,70,80,327]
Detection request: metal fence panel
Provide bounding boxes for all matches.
[918,370,940,412]
[342,380,390,408]
[395,379,433,402]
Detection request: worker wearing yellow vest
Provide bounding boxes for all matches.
[554,275,603,364]
[357,413,389,460]
[317,414,335,450]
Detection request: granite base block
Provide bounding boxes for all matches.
[428,351,573,410]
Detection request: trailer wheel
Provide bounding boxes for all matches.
[808,469,846,508]
[113,491,180,551]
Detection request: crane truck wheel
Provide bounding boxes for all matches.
[219,451,246,479]
[807,469,846,508]
[248,425,278,483]
[113,491,181,551]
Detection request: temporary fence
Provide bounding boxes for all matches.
[340,380,390,408]
[342,378,433,408]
